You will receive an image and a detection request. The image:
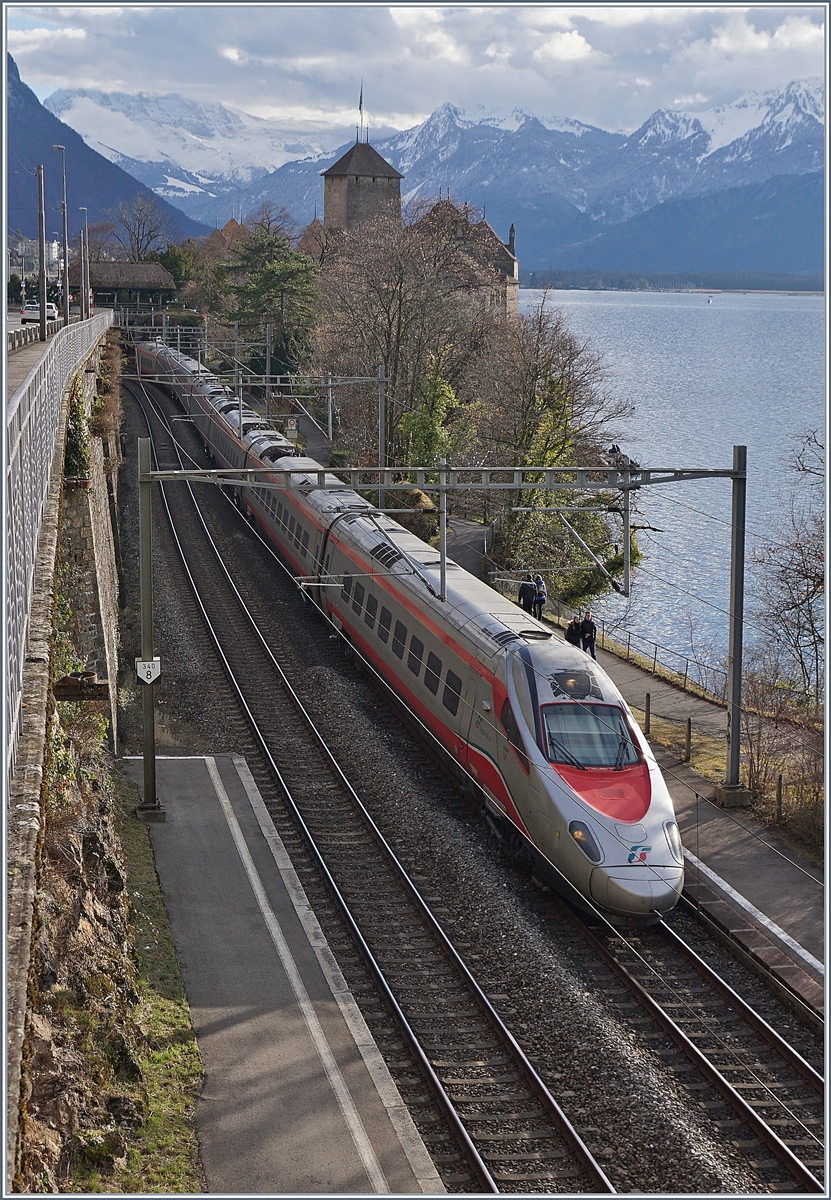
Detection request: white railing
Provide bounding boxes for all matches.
[4,311,114,785]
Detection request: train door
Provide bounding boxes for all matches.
[462,669,504,809]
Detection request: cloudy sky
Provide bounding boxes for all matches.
[6,4,827,140]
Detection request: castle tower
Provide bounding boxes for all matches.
[321,141,403,232]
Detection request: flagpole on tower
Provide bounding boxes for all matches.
[359,79,363,142]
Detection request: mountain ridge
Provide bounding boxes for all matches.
[27,67,825,273]
[7,55,210,243]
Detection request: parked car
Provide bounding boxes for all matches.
[21,302,59,324]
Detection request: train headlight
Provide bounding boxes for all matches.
[664,821,683,864]
[568,820,603,863]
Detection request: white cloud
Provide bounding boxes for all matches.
[533,30,596,64]
[389,7,445,29]
[673,92,710,107]
[772,14,825,50]
[6,5,826,139]
[685,11,825,60]
[485,42,514,62]
[517,9,574,30]
[219,46,245,64]
[7,25,86,52]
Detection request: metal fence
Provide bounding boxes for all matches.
[5,311,114,784]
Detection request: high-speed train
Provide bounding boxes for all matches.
[136,340,684,921]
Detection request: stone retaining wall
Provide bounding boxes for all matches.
[5,329,117,1190]
[58,360,121,749]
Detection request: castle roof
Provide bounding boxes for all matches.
[321,141,403,179]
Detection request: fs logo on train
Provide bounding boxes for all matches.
[628,844,651,863]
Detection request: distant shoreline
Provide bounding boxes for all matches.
[520,285,825,296]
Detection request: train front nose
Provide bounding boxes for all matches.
[590,866,683,917]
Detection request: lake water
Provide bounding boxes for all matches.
[517,288,826,672]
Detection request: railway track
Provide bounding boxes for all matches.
[553,898,824,1192]
[127,378,613,1194]
[124,375,824,1193]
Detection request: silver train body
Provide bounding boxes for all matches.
[136,341,684,920]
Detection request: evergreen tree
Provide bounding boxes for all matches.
[228,227,320,372]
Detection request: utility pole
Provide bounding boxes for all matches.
[79,206,89,319]
[439,457,447,601]
[37,165,47,342]
[327,371,333,442]
[378,363,386,511]
[235,321,242,426]
[622,479,631,597]
[136,439,165,821]
[719,444,748,802]
[52,145,70,325]
[265,323,272,422]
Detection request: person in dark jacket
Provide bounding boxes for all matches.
[581,610,597,659]
[533,575,547,620]
[518,575,535,613]
[565,615,582,646]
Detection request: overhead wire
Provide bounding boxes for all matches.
[641,489,806,552]
[134,368,824,1141]
[137,375,823,1150]
[132,364,818,902]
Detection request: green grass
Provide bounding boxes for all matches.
[71,773,205,1193]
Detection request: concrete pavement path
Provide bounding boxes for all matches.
[6,330,60,403]
[126,753,442,1195]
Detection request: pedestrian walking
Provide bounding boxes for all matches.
[517,575,535,613]
[580,610,597,659]
[533,574,547,620]
[565,614,582,647]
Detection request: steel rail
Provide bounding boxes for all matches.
[553,897,823,1193]
[679,894,824,1032]
[129,380,615,1195]
[658,919,824,1093]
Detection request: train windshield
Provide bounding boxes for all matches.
[541,703,639,769]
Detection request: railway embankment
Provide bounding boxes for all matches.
[7,333,202,1192]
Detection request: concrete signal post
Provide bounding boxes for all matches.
[136,439,166,821]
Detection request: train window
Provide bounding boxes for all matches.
[442,671,462,717]
[302,529,310,556]
[424,652,442,695]
[294,522,302,548]
[407,636,424,676]
[341,573,352,602]
[542,704,638,769]
[500,700,530,774]
[392,620,407,659]
[276,502,284,527]
[288,514,296,538]
[378,607,392,643]
[352,581,365,614]
[364,594,377,629]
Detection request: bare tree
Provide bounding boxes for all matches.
[86,220,120,262]
[110,193,177,261]
[314,201,503,464]
[245,200,298,241]
[751,429,824,716]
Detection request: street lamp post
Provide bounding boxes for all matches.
[52,145,70,325]
[79,206,89,319]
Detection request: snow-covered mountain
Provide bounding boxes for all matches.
[43,78,823,271]
[43,88,339,205]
